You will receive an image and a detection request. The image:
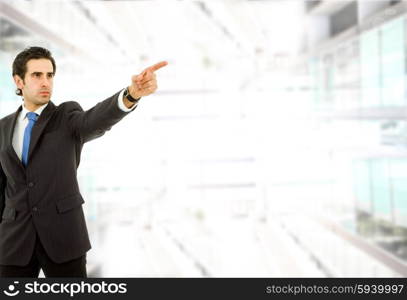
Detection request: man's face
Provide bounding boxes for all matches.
[14,58,54,107]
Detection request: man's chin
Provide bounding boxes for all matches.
[36,96,51,103]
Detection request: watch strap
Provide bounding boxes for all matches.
[124,87,141,103]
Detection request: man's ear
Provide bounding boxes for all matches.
[13,75,24,90]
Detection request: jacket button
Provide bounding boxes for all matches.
[28,182,35,188]
[32,207,38,212]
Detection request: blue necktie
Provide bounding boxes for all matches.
[22,112,38,166]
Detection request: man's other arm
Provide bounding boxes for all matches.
[0,163,6,223]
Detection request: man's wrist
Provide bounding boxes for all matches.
[123,96,137,109]
[124,87,141,103]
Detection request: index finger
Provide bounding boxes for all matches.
[144,61,168,73]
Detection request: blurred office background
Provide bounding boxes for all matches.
[1,0,407,277]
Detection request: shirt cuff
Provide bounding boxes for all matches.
[117,88,138,112]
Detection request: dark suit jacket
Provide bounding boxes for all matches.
[0,90,136,266]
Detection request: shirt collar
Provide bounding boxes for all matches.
[20,101,49,121]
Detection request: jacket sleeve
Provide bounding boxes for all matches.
[0,163,6,223]
[65,90,137,143]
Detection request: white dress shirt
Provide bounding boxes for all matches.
[12,89,135,161]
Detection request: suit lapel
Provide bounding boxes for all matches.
[6,105,22,146]
[4,105,25,171]
[4,101,57,169]
[28,101,56,159]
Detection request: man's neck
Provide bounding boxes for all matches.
[23,100,47,112]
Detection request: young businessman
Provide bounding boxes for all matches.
[0,46,167,277]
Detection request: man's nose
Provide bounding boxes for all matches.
[40,77,50,87]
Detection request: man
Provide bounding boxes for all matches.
[0,46,167,277]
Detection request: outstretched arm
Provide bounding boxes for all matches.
[67,61,168,143]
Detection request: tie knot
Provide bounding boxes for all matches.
[26,112,38,122]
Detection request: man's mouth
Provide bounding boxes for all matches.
[39,91,50,95]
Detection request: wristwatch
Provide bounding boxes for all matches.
[123,87,141,103]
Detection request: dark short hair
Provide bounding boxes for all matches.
[12,46,56,96]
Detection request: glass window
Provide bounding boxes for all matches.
[380,17,405,106]
[360,29,381,107]
[389,158,407,227]
[370,158,392,222]
[353,159,372,213]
